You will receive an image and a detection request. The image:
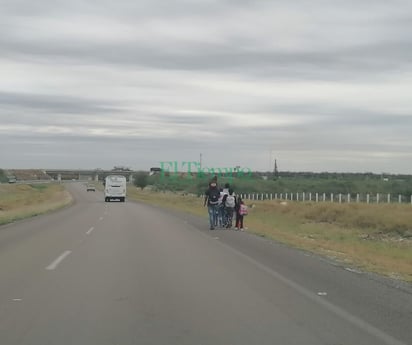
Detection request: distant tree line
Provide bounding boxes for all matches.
[0,169,9,183]
[133,171,412,197]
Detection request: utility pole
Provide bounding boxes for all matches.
[199,153,202,170]
[273,159,279,178]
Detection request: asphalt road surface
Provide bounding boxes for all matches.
[0,183,411,345]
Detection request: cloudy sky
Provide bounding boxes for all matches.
[1,0,412,173]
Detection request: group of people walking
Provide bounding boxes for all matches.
[204,180,247,231]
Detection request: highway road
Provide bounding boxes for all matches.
[0,183,411,345]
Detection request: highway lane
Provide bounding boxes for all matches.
[0,183,411,345]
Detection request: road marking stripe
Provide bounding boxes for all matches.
[86,227,94,235]
[206,235,407,345]
[46,251,72,270]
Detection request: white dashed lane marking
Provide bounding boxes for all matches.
[46,251,72,270]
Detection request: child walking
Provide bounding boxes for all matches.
[235,197,248,230]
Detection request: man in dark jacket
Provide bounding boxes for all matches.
[204,181,220,230]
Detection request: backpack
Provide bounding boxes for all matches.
[208,189,220,205]
[218,191,224,204]
[225,195,235,208]
[239,204,248,215]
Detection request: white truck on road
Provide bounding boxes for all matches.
[104,175,127,202]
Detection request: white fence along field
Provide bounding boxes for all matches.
[233,192,412,205]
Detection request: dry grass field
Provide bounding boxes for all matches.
[0,183,73,225]
[128,188,412,282]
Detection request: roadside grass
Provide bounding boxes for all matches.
[0,183,73,225]
[127,188,205,217]
[245,201,412,282]
[127,188,412,282]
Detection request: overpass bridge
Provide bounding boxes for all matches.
[45,169,136,182]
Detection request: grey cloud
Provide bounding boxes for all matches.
[0,91,121,115]
[0,0,240,23]
[151,114,215,125]
[1,0,412,173]
[1,126,411,172]
[1,0,411,81]
[1,37,411,81]
[0,131,215,169]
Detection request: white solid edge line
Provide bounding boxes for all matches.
[86,227,94,235]
[204,234,408,345]
[46,250,72,270]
